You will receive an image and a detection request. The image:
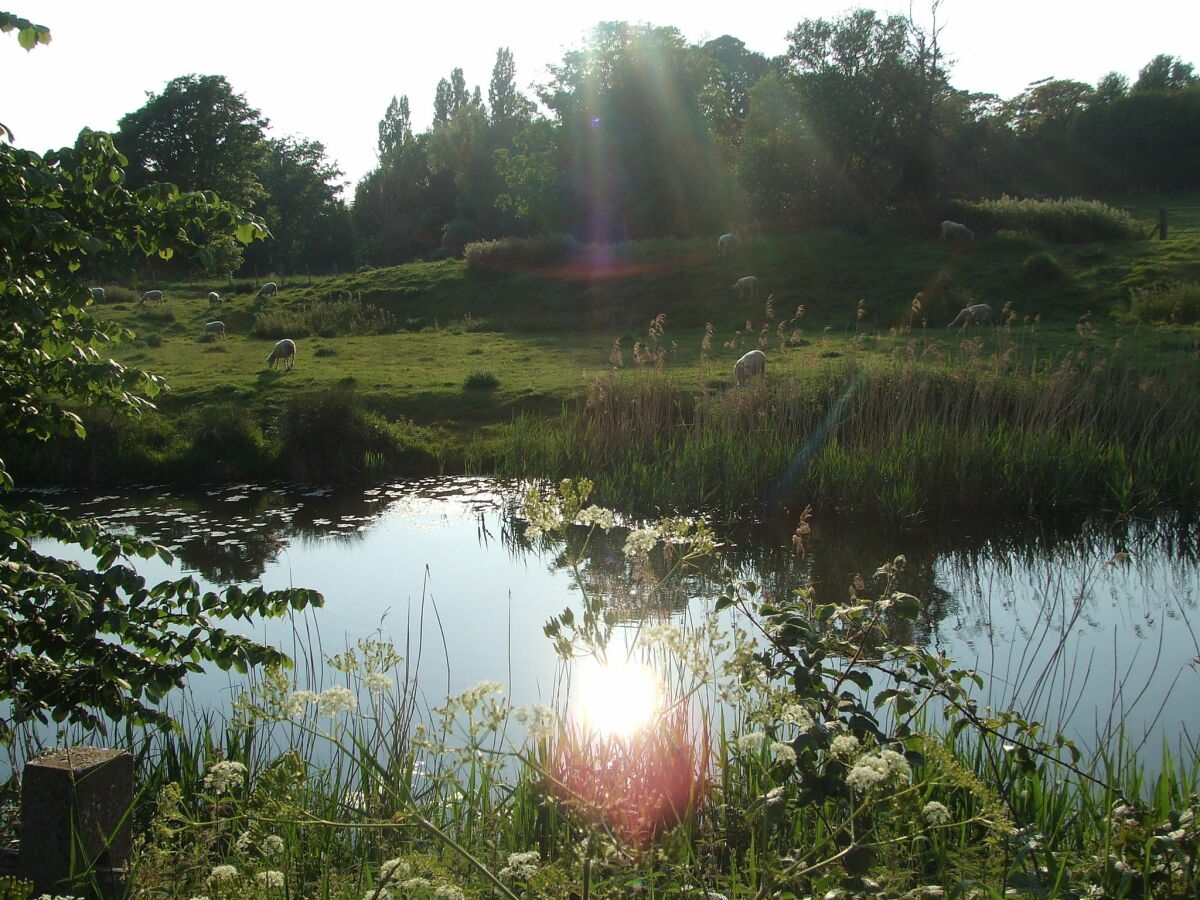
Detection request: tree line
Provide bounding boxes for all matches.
[103,11,1199,277]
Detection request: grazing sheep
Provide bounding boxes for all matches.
[717,232,738,256]
[208,291,222,307]
[734,349,766,387]
[940,220,975,241]
[203,320,225,339]
[139,289,164,305]
[88,286,105,302]
[266,338,296,370]
[256,281,279,298]
[947,303,992,330]
[733,275,759,300]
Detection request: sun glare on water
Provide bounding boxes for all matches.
[572,656,662,737]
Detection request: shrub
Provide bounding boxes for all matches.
[1021,251,1067,281]
[442,218,480,257]
[182,405,270,480]
[956,195,1139,243]
[464,371,500,389]
[464,233,581,272]
[253,299,394,339]
[99,284,137,304]
[1124,282,1200,324]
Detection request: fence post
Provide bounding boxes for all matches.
[1158,208,1168,240]
[20,747,133,898]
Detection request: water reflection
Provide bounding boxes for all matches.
[21,477,1200,758]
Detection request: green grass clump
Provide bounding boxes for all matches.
[1021,250,1067,281]
[959,195,1140,243]
[253,299,394,339]
[464,233,581,272]
[1123,281,1200,324]
[464,371,500,389]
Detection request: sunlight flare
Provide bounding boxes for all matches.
[572,656,662,737]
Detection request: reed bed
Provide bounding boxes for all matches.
[488,349,1200,523]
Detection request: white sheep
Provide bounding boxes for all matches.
[256,282,279,298]
[208,291,222,307]
[203,320,226,339]
[940,220,975,241]
[266,338,296,370]
[734,349,766,387]
[947,303,992,330]
[88,286,105,302]
[717,232,738,256]
[139,289,164,305]
[733,275,759,300]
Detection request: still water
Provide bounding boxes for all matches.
[26,477,1200,761]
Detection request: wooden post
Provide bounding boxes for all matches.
[1158,207,1168,240]
[21,747,133,898]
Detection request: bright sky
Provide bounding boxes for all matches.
[2,1,1196,193]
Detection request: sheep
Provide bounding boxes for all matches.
[266,338,296,370]
[208,291,222,307]
[256,281,279,298]
[88,286,105,302]
[947,303,992,330]
[139,289,164,305]
[940,220,975,241]
[733,275,759,300]
[717,232,738,256]
[203,320,225,339]
[734,349,766,387]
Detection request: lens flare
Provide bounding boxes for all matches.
[572,656,661,737]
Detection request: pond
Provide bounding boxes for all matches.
[21,477,1200,768]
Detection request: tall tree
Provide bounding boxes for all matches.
[1134,54,1198,92]
[115,73,269,209]
[488,47,535,144]
[377,94,412,158]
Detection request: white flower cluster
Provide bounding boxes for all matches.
[256,870,285,889]
[922,800,952,825]
[363,672,393,695]
[736,731,767,754]
[499,850,541,880]
[260,835,285,858]
[845,749,911,792]
[317,685,358,717]
[207,864,239,883]
[513,703,556,740]
[623,526,661,558]
[779,702,814,731]
[379,858,411,883]
[575,505,617,529]
[521,488,565,538]
[286,690,318,718]
[203,761,247,795]
[830,734,860,757]
[770,742,797,765]
[458,680,505,712]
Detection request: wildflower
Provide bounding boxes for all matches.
[286,690,318,718]
[623,526,660,557]
[846,755,889,791]
[764,786,786,806]
[400,878,432,892]
[828,734,857,757]
[736,731,767,754]
[770,742,797,765]
[922,801,952,825]
[513,704,556,740]
[364,890,393,900]
[499,850,541,880]
[780,703,813,731]
[379,858,410,883]
[207,865,239,883]
[260,835,284,858]
[880,749,911,783]
[363,672,392,695]
[317,685,358,717]
[576,505,617,529]
[235,831,254,853]
[256,871,285,889]
[434,884,465,900]
[203,761,247,795]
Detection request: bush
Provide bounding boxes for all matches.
[1021,251,1067,281]
[442,219,480,257]
[956,195,1139,243]
[253,299,394,339]
[1124,282,1200,324]
[464,233,581,272]
[182,405,270,480]
[464,371,500,389]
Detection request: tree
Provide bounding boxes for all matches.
[0,23,320,736]
[378,94,412,159]
[115,73,269,209]
[1134,54,1198,92]
[488,47,535,144]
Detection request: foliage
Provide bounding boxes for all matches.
[463,232,581,271]
[1123,281,1200,324]
[463,370,499,389]
[252,298,395,338]
[1021,250,1066,281]
[0,36,320,734]
[957,195,1140,242]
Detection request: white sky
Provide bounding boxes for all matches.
[2,1,1197,192]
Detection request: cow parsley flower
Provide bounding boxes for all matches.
[623,527,660,557]
[780,703,814,730]
[846,755,889,791]
[576,506,617,529]
[363,672,392,695]
[286,690,318,719]
[256,870,285,889]
[260,835,284,858]
[771,742,797,765]
[830,734,859,757]
[499,850,541,879]
[207,865,239,883]
[317,685,358,718]
[203,761,247,795]
[922,801,951,825]
[736,731,767,754]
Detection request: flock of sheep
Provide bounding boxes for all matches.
[92,281,295,371]
[719,219,986,387]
